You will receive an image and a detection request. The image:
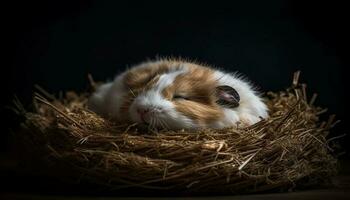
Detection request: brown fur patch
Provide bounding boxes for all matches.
[124,61,182,90]
[162,65,224,125]
[174,101,223,126]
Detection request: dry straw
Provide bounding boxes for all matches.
[14,71,339,195]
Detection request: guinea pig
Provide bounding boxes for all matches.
[88,58,268,130]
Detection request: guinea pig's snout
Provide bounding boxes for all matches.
[137,107,150,117]
[136,106,163,123]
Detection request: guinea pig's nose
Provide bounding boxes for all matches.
[137,107,150,116]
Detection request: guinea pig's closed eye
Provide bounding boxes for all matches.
[172,94,190,100]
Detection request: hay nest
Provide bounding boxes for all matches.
[14,72,339,195]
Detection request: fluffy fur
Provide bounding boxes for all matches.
[88,58,268,130]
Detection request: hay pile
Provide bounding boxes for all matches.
[14,72,339,195]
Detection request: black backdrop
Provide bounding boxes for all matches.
[3,1,349,155]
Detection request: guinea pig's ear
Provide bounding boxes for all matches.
[215,85,240,108]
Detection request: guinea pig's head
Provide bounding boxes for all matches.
[122,61,267,130]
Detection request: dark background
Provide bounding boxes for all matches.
[1,0,349,196]
[4,0,348,152]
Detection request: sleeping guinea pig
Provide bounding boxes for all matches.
[88,59,268,130]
